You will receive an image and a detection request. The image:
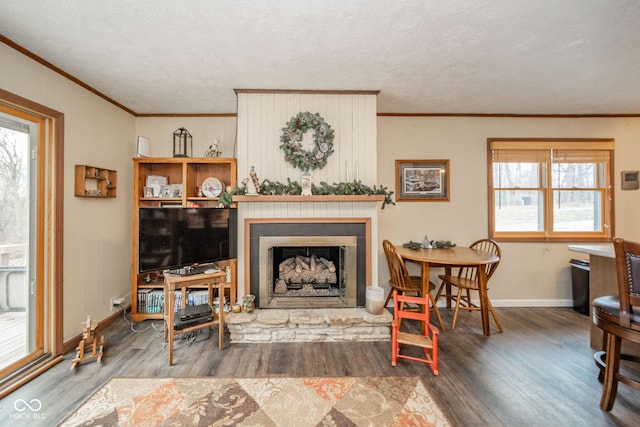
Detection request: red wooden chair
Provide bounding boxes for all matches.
[391,290,439,375]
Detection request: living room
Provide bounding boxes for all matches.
[1,2,640,425]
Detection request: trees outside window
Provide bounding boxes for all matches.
[0,122,28,266]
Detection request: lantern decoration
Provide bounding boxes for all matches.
[172,127,192,157]
[301,169,313,196]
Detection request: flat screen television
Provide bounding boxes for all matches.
[138,207,237,274]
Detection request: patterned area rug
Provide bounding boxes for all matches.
[60,376,450,426]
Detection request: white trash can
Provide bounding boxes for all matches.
[365,286,385,315]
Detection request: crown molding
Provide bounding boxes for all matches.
[1,35,136,116]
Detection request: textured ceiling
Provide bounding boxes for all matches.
[1,0,640,115]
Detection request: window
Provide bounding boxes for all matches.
[488,139,614,242]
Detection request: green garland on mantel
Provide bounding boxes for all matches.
[219,179,395,210]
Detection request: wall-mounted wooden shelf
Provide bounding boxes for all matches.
[232,195,385,203]
[74,165,117,198]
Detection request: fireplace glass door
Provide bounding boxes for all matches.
[258,235,358,309]
[268,245,346,301]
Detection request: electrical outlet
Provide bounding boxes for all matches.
[110,296,125,311]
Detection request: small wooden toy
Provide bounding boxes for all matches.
[71,315,104,369]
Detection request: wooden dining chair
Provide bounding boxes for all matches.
[391,290,439,375]
[435,238,503,331]
[382,240,445,331]
[592,237,640,411]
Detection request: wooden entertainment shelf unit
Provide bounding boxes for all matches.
[131,157,238,322]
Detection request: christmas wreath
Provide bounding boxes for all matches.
[280,112,334,171]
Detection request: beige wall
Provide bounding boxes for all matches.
[377,116,640,306]
[1,44,135,340]
[138,114,640,307]
[135,117,237,159]
[4,40,640,341]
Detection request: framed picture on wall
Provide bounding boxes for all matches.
[395,159,450,202]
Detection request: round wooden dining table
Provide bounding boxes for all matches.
[395,245,500,336]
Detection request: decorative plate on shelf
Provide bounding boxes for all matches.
[201,177,223,198]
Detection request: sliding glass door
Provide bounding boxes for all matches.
[0,108,43,376]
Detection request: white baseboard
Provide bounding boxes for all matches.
[430,299,574,308]
[488,299,574,308]
[386,299,575,308]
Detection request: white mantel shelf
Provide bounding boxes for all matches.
[232,195,386,203]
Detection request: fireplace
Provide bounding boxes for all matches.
[247,220,369,309]
[259,235,357,308]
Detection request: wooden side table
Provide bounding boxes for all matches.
[164,270,227,366]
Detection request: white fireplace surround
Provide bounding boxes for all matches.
[235,91,380,300]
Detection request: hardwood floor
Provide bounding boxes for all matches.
[1,307,638,426]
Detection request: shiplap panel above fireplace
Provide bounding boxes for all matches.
[236,91,377,184]
[234,90,380,299]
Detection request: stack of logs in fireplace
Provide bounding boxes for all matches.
[275,255,337,293]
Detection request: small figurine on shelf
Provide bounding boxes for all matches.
[204,137,222,158]
[250,166,261,194]
[242,177,258,195]
[242,295,256,313]
[422,235,432,249]
[242,166,260,196]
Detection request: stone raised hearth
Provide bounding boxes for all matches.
[225,308,391,343]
